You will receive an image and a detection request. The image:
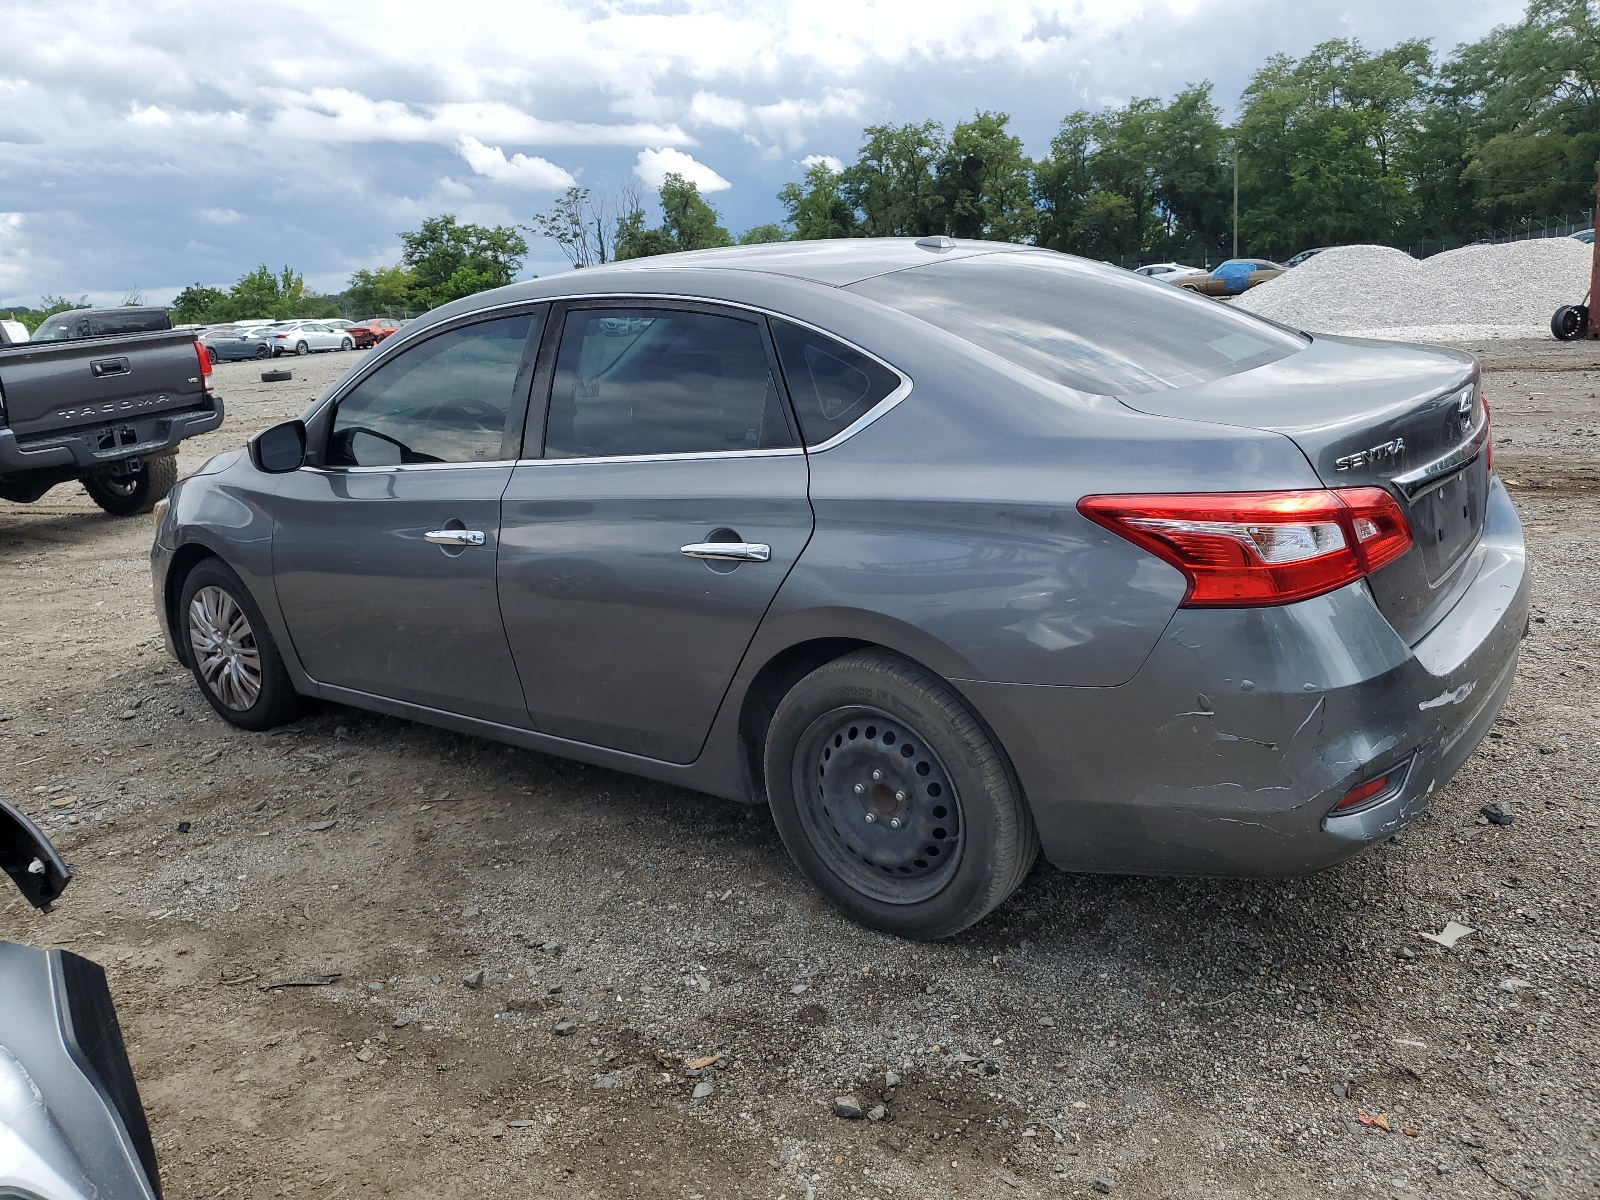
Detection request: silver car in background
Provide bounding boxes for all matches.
[151,238,1527,939]
[268,321,354,356]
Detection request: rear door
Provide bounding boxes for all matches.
[269,309,542,726]
[497,300,813,763]
[0,331,205,439]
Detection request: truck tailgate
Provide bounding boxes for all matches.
[0,331,207,439]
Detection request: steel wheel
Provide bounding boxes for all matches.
[95,467,143,499]
[187,585,263,711]
[795,706,963,904]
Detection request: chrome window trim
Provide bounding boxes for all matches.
[302,459,518,475]
[513,447,805,468]
[317,292,915,455]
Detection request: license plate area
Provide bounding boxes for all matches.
[1410,456,1486,584]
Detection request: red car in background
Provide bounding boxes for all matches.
[347,317,405,349]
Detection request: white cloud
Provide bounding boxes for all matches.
[634,147,731,193]
[199,208,241,224]
[800,154,845,174]
[127,103,172,125]
[689,91,749,130]
[456,136,576,190]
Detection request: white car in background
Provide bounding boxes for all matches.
[1134,262,1207,285]
[268,321,356,356]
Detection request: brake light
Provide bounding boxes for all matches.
[196,339,214,390]
[1078,487,1412,606]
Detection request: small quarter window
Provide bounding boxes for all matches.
[544,307,795,459]
[769,319,902,446]
[328,313,532,467]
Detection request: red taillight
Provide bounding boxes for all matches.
[1078,487,1412,607]
[196,339,214,390]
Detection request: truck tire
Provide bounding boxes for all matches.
[1551,304,1589,341]
[83,455,179,517]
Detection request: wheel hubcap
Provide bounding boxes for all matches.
[798,708,962,904]
[187,586,263,711]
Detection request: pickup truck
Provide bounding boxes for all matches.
[0,311,223,516]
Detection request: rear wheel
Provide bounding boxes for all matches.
[1552,304,1590,341]
[83,455,178,517]
[253,343,269,359]
[764,651,1038,940]
[178,558,303,730]
[294,340,309,356]
[340,336,354,351]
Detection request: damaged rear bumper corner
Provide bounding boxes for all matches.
[956,475,1530,878]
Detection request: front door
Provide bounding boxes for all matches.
[498,301,813,763]
[270,310,541,726]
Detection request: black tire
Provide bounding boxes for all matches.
[261,369,292,382]
[1551,304,1589,341]
[254,344,269,359]
[340,336,354,351]
[764,651,1038,940]
[178,558,304,731]
[294,340,309,356]
[83,455,178,517]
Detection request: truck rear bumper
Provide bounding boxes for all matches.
[0,394,223,476]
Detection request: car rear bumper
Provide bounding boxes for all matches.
[959,474,1529,876]
[0,395,223,477]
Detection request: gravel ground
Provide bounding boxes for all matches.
[1236,240,1595,342]
[1,343,1597,1200]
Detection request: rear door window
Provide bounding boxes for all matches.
[769,320,904,447]
[543,306,796,459]
[327,313,534,466]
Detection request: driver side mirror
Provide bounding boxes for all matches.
[249,419,307,473]
[0,799,71,911]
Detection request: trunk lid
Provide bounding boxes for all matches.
[1120,334,1488,644]
[0,330,207,440]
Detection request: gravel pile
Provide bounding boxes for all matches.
[1235,237,1594,341]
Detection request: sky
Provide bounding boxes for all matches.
[0,0,1530,307]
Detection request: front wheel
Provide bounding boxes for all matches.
[179,559,304,730]
[764,651,1038,940]
[83,455,178,516]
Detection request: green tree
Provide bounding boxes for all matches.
[935,111,1035,241]
[400,215,528,308]
[227,265,308,320]
[841,121,948,237]
[169,284,230,325]
[739,223,789,244]
[778,162,858,240]
[1,295,88,332]
[345,265,417,317]
[613,174,733,260]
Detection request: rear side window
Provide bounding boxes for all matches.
[544,307,795,459]
[847,252,1306,395]
[87,309,170,336]
[770,320,903,446]
[328,313,533,466]
[30,314,87,341]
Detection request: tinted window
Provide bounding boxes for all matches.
[770,320,903,446]
[848,252,1306,395]
[328,314,532,467]
[544,307,795,459]
[87,309,171,336]
[30,313,88,341]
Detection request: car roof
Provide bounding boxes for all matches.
[572,237,1039,287]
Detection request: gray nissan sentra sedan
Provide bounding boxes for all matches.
[150,238,1528,939]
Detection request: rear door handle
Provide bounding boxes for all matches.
[90,358,130,378]
[424,529,486,547]
[680,542,770,562]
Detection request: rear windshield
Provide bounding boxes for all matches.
[29,308,171,341]
[847,252,1306,395]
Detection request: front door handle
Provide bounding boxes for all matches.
[680,542,771,563]
[425,529,486,547]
